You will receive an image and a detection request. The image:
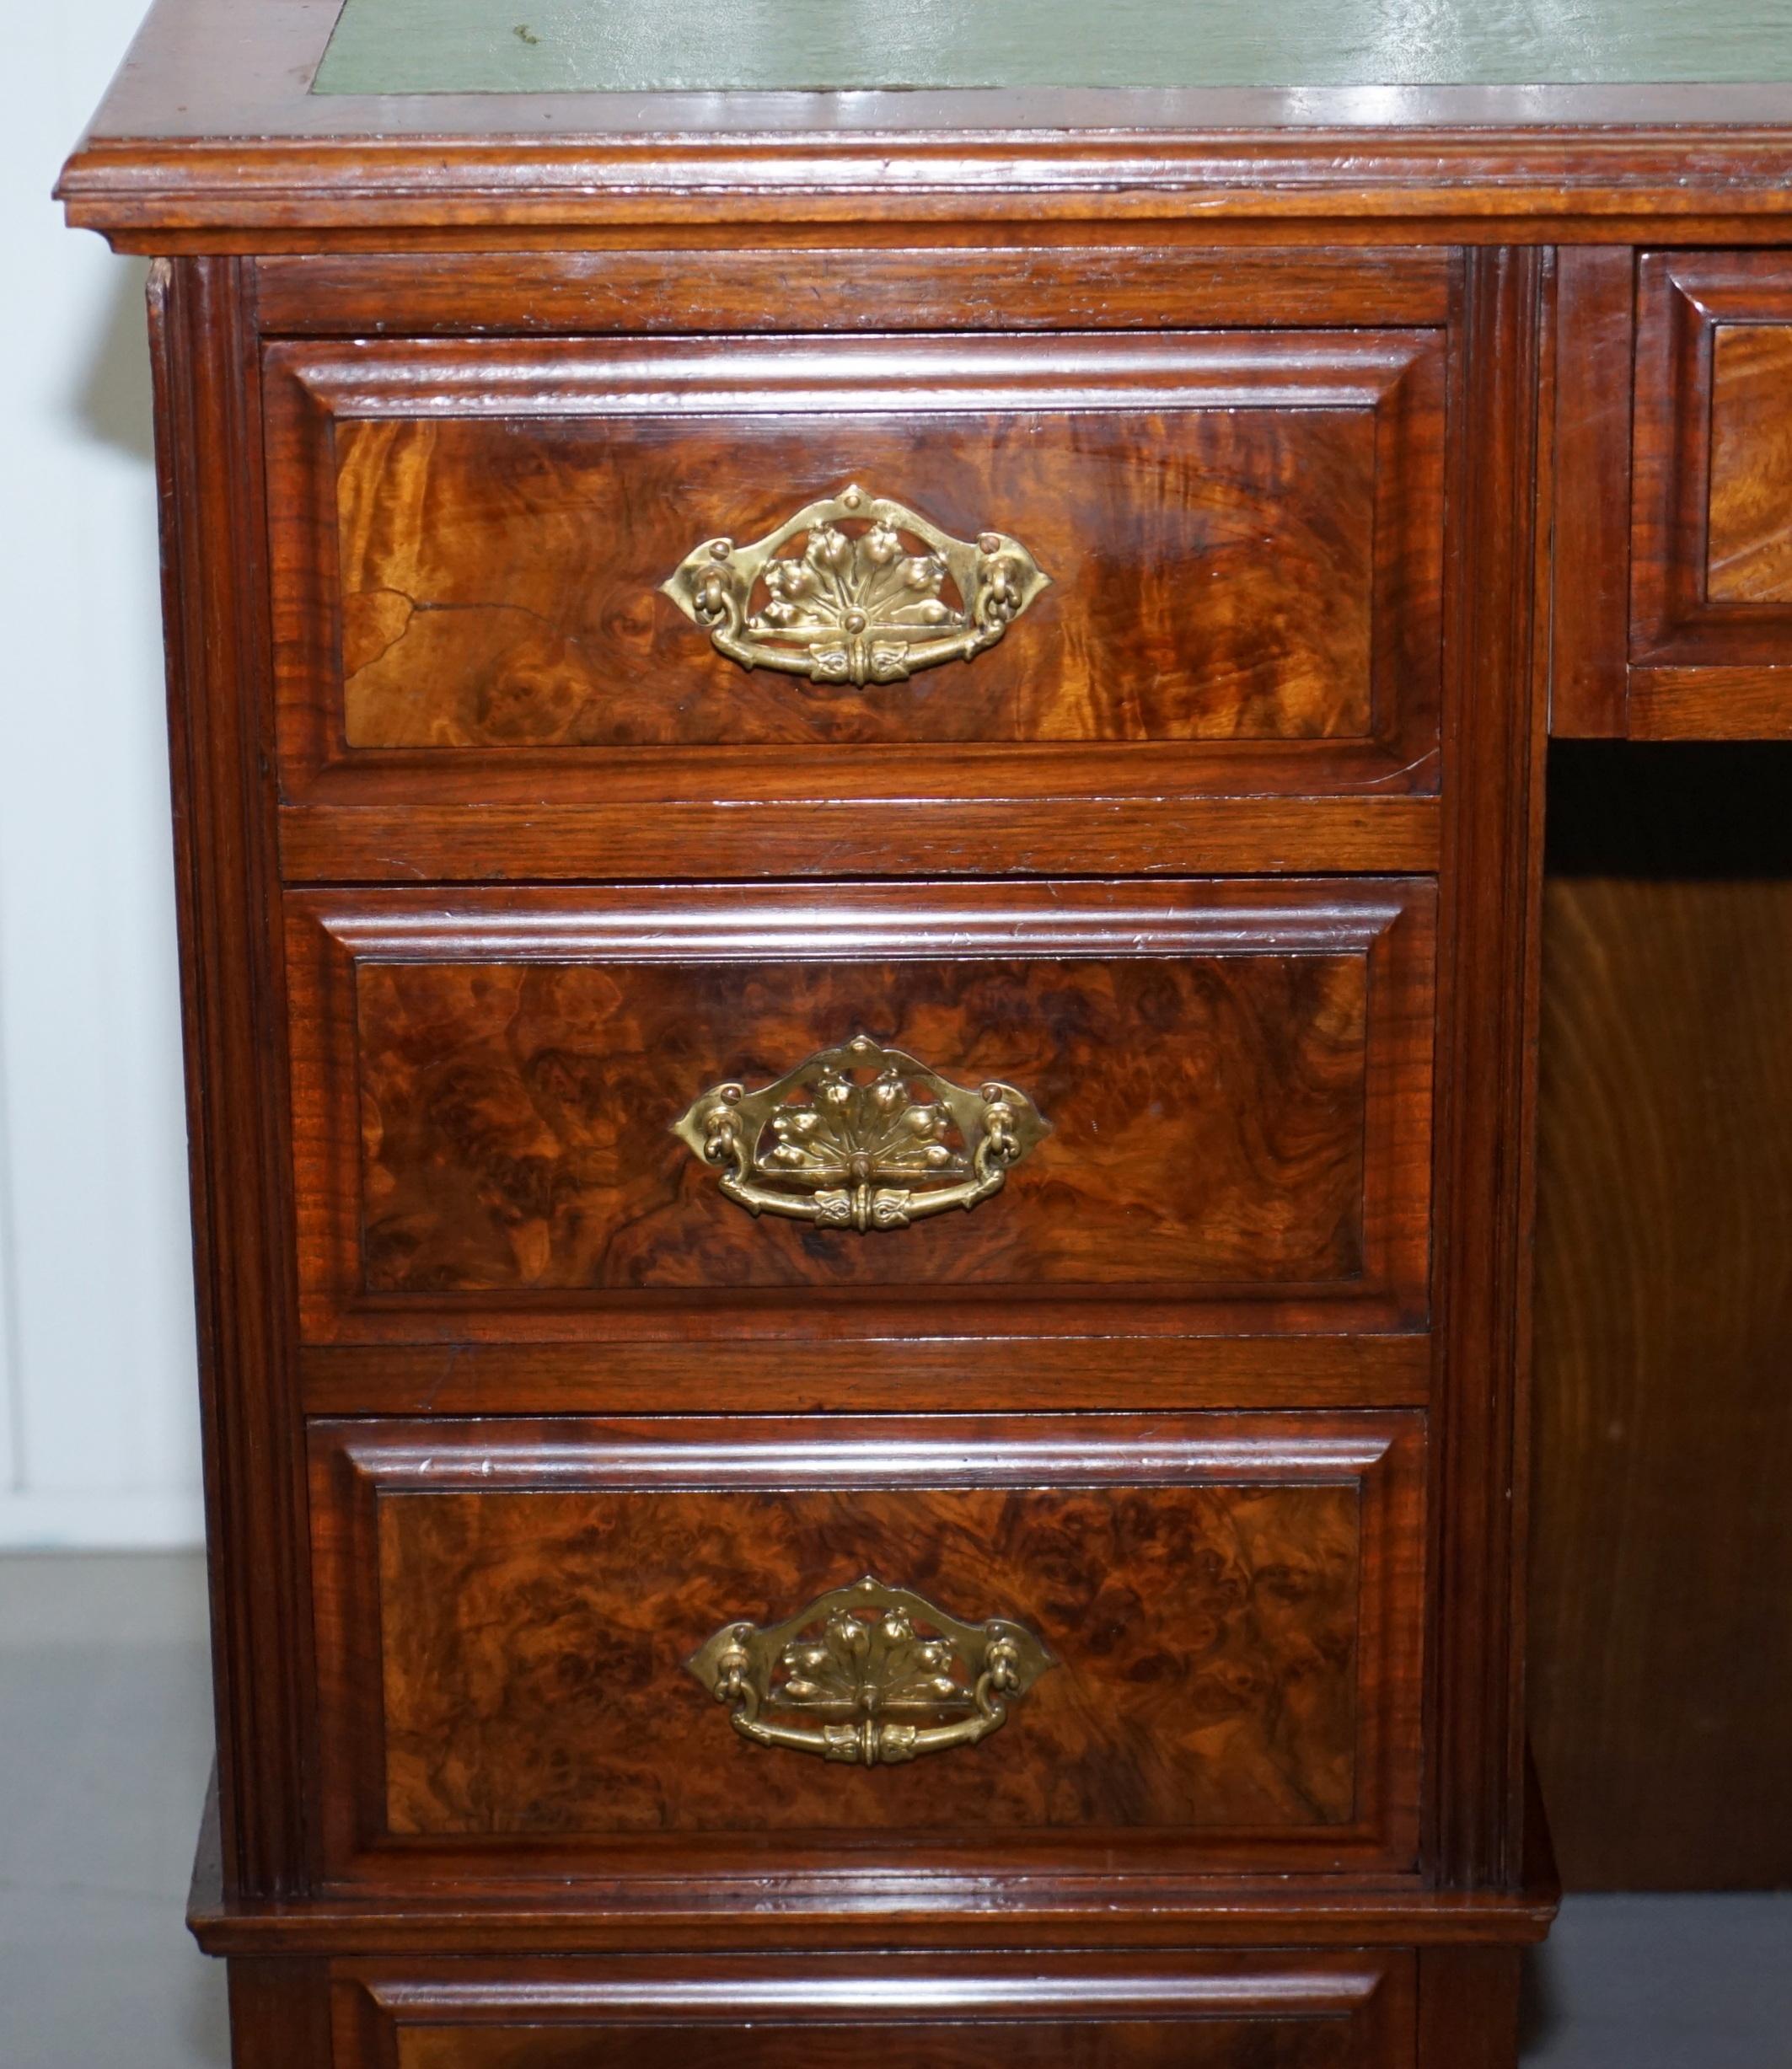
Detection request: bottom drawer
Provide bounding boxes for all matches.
[332,1953,1415,2068]
[309,1411,1424,1887]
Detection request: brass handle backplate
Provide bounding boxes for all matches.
[662,482,1050,685]
[686,1575,1055,1767]
[671,1033,1049,1233]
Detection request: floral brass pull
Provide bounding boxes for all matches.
[661,483,1050,685]
[671,1033,1049,1233]
[686,1575,1054,1767]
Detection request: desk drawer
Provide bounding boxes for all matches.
[1625,252,1792,736]
[265,330,1445,866]
[331,1954,1416,2069]
[287,880,1434,1348]
[309,1412,1423,1886]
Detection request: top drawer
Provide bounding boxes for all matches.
[264,327,1446,880]
[1557,249,1792,739]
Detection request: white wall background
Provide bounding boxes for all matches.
[0,2,202,1547]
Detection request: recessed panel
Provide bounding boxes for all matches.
[1708,324,1792,603]
[311,1413,1424,1881]
[331,407,1378,749]
[266,333,1444,799]
[1628,255,1792,736]
[286,882,1434,1343]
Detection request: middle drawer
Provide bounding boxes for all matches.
[286,879,1435,1348]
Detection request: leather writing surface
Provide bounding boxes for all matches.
[315,0,1792,96]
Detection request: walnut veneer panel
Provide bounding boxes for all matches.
[335,409,1385,748]
[286,882,1434,1344]
[1707,324,1792,602]
[1628,253,1792,735]
[310,1414,1424,1883]
[331,1954,1412,2069]
[264,333,1443,800]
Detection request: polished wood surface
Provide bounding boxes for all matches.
[251,246,1458,336]
[287,882,1434,1343]
[285,881,1431,1332]
[132,232,1550,1993]
[292,1333,1434,1421]
[1546,247,1634,739]
[351,951,1370,1289]
[1706,324,1792,603]
[310,1415,1422,1878]
[332,401,1376,748]
[1427,245,1546,1895]
[1632,252,1792,660]
[259,270,1451,885]
[148,255,316,1901]
[70,2,1792,2054]
[273,794,1441,888]
[1623,252,1792,738]
[329,1953,1414,2069]
[1530,743,1792,1889]
[56,0,1792,253]
[266,332,1441,758]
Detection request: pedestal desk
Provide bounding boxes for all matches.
[59,4,1792,2062]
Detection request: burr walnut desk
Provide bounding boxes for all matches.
[59,3,1792,2062]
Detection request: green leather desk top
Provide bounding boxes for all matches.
[314,0,1792,96]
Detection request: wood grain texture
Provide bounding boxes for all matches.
[309,1414,1424,1881]
[1416,1947,1520,2069]
[228,1959,333,2069]
[1547,248,1633,738]
[328,1953,1412,2069]
[285,882,1435,1343]
[252,246,1457,336]
[1429,246,1547,1892]
[274,796,1443,886]
[334,408,1377,749]
[201,1899,1553,1964]
[55,1,1792,251]
[51,3,1694,2023]
[295,1335,1435,1418]
[1530,742,1792,1889]
[1623,667,1792,739]
[150,256,319,1900]
[265,332,1441,780]
[1632,253,1792,689]
[353,957,1365,1289]
[1707,323,1792,601]
[185,1759,1557,1959]
[380,1486,1362,1838]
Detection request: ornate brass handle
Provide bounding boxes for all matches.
[685,1575,1054,1767]
[661,483,1050,685]
[671,1033,1049,1233]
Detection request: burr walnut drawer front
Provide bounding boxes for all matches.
[309,1413,1424,1888]
[286,880,1435,1348]
[330,1954,1417,2068]
[263,329,1445,831]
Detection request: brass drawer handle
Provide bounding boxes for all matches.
[672,1033,1049,1233]
[662,483,1050,685]
[687,1575,1054,1768]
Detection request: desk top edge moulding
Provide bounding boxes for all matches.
[59,1,1792,2063]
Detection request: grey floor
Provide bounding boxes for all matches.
[0,1556,1787,2067]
